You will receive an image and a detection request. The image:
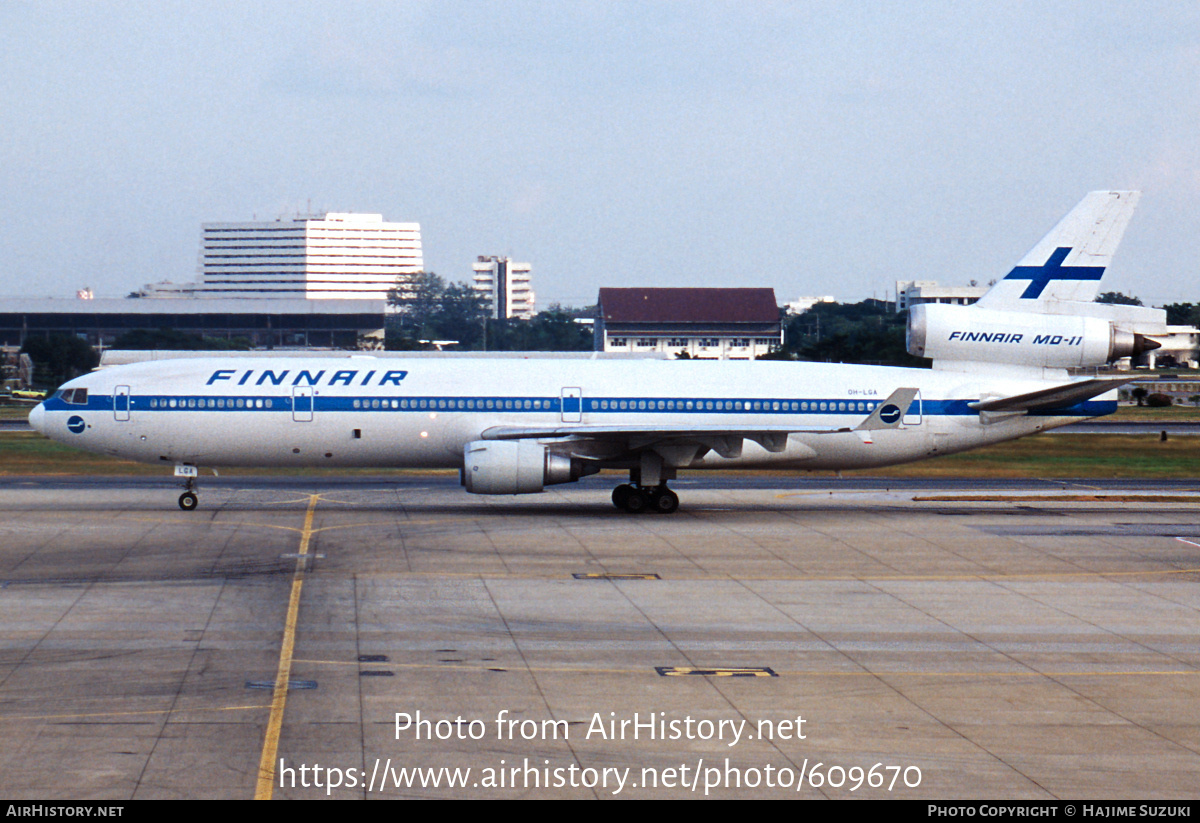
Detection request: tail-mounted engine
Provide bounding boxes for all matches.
[462,440,598,495]
[907,304,1159,369]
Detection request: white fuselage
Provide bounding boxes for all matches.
[30,355,1110,474]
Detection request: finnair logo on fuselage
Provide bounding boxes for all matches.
[205,369,409,388]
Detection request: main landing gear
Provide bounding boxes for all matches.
[612,452,680,514]
[612,483,679,514]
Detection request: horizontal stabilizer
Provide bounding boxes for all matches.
[969,378,1136,413]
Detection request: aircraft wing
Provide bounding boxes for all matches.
[480,388,922,455]
[969,377,1136,413]
[480,422,842,456]
[481,423,843,440]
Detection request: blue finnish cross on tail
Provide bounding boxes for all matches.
[1004,247,1106,299]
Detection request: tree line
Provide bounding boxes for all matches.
[763,298,923,366]
[386,272,592,352]
[14,284,1199,391]
[388,273,923,364]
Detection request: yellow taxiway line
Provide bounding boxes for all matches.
[254,494,318,801]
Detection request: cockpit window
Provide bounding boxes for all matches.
[62,388,88,405]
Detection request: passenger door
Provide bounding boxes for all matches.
[903,390,923,426]
[113,385,131,422]
[292,387,314,422]
[560,387,582,423]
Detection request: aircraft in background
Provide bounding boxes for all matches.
[29,191,1163,513]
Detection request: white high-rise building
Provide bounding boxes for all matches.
[472,256,535,319]
[199,213,423,300]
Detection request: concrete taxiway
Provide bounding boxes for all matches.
[1,474,1198,799]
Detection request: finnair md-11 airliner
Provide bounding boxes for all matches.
[30,192,1160,513]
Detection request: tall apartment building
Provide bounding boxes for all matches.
[199,213,423,300]
[472,256,535,319]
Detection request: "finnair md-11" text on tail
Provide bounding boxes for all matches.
[30,192,1164,513]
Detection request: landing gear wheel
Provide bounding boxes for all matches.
[649,487,679,514]
[612,484,632,509]
[178,491,198,511]
[622,487,649,514]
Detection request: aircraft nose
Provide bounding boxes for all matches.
[28,403,45,434]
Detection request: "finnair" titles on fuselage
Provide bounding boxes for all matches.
[206,369,409,388]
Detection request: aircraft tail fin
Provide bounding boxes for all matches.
[976,191,1140,309]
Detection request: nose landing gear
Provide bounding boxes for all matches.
[178,475,199,511]
[173,464,203,511]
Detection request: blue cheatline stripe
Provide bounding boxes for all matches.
[42,393,1118,418]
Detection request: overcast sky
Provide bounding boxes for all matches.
[2,1,1198,308]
